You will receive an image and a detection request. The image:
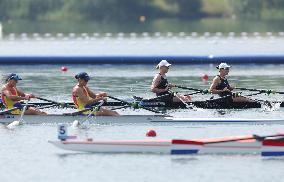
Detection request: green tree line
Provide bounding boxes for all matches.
[0,0,284,22]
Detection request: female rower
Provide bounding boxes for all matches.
[72,72,119,116]
[1,73,47,115]
[209,63,253,102]
[151,60,191,104]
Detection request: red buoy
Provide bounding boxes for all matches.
[202,74,209,81]
[61,66,68,72]
[146,130,157,137]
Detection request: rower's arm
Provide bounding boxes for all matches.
[228,85,234,91]
[85,87,96,98]
[2,89,26,101]
[75,88,102,105]
[209,77,228,94]
[17,89,27,97]
[85,87,107,100]
[151,75,168,93]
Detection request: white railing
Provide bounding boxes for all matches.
[0,22,2,40]
[2,31,284,41]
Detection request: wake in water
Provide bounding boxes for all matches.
[261,101,281,112]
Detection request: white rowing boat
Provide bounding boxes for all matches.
[49,134,284,156]
[1,114,284,124]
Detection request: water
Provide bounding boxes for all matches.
[0,64,284,182]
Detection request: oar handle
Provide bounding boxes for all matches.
[35,97,70,108]
[176,85,209,94]
[0,107,20,115]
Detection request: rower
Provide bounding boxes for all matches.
[151,60,191,104]
[1,73,47,115]
[72,72,119,116]
[209,63,253,102]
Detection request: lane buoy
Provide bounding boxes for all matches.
[61,66,68,72]
[202,74,209,81]
[146,130,157,137]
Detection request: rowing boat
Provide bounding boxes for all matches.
[1,100,283,110]
[49,134,284,156]
[0,114,283,124]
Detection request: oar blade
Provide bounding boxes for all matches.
[71,120,80,128]
[6,120,21,129]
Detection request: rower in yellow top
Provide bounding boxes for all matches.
[72,72,119,116]
[209,63,253,102]
[1,73,47,115]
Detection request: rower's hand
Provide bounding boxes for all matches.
[24,95,31,100]
[222,87,231,93]
[163,86,170,92]
[25,93,35,99]
[98,96,107,102]
[99,92,108,97]
[168,84,176,89]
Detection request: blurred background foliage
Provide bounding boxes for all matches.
[1,0,284,33]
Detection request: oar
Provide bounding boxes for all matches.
[0,107,21,115]
[108,95,162,114]
[134,93,173,102]
[72,101,105,128]
[204,133,284,144]
[36,104,58,110]
[176,85,209,94]
[6,100,29,129]
[236,87,284,95]
[207,91,260,102]
[235,91,281,108]
[35,97,71,108]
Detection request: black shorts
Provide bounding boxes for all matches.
[156,92,174,105]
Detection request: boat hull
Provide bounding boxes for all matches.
[49,138,284,156]
[1,114,284,124]
[1,100,283,109]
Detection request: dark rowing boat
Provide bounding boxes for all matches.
[1,99,283,110]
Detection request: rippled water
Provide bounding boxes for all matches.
[0,64,284,182]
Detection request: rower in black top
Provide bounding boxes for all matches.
[209,63,253,102]
[156,73,170,96]
[151,60,191,104]
[215,75,232,97]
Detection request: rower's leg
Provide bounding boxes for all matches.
[173,95,192,102]
[232,96,254,102]
[24,107,47,115]
[96,108,120,116]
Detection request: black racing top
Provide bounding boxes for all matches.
[155,73,170,96]
[215,75,231,97]
[216,75,230,90]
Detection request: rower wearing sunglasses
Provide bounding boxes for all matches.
[1,73,46,115]
[209,63,253,102]
[72,72,119,116]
